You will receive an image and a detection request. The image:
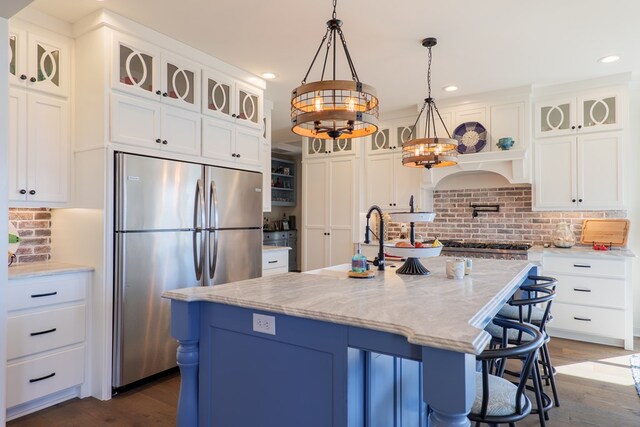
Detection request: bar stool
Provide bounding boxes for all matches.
[497,275,560,410]
[469,318,544,427]
[486,285,556,426]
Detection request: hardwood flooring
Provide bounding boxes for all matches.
[8,337,640,426]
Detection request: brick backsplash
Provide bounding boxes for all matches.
[387,185,626,245]
[8,208,52,264]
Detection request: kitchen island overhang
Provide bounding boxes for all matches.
[164,258,537,427]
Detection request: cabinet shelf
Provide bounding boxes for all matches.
[271,172,294,178]
[272,187,294,191]
[271,157,296,206]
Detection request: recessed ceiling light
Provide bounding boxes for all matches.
[261,72,277,80]
[443,85,458,92]
[599,55,620,64]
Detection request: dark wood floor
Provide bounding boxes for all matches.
[9,337,640,426]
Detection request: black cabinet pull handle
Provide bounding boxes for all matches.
[268,260,278,264]
[30,77,36,82]
[573,288,592,293]
[162,92,168,97]
[162,140,168,145]
[31,291,57,298]
[19,189,26,194]
[30,328,57,337]
[573,317,591,322]
[20,74,27,80]
[29,372,55,383]
[155,90,161,95]
[29,190,36,195]
[573,264,591,268]
[155,138,162,143]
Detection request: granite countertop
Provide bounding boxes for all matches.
[8,262,94,279]
[529,245,636,258]
[262,245,292,251]
[163,257,535,355]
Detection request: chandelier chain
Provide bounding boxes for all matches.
[332,0,337,19]
[427,45,432,99]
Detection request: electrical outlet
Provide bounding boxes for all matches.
[253,313,276,335]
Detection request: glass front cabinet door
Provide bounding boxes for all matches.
[161,54,201,112]
[236,82,262,130]
[202,70,234,120]
[535,98,575,138]
[577,90,623,133]
[112,35,160,100]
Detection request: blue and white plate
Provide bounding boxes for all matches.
[453,122,487,154]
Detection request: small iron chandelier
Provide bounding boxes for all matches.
[402,37,458,169]
[291,0,379,140]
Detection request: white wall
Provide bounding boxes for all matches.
[0,16,9,426]
[627,80,640,335]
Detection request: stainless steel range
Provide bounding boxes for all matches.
[427,240,531,260]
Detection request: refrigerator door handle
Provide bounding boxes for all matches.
[209,180,219,280]
[193,179,205,280]
[112,232,125,385]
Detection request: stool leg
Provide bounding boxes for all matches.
[531,358,547,427]
[541,341,560,407]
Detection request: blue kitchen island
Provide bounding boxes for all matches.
[163,257,537,427]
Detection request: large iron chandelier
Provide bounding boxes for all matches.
[291,0,379,140]
[402,38,458,169]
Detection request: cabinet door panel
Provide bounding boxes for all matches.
[202,70,234,120]
[8,89,28,201]
[393,153,422,210]
[577,133,623,209]
[160,105,201,156]
[328,228,354,268]
[236,82,262,129]
[490,102,525,152]
[329,158,354,228]
[304,161,328,228]
[303,228,327,272]
[534,138,576,209]
[202,117,234,163]
[8,28,27,87]
[535,98,575,138]
[577,90,623,132]
[111,93,160,147]
[161,53,201,112]
[27,93,69,203]
[366,156,394,209]
[26,32,69,97]
[235,127,262,170]
[454,107,486,129]
[112,34,160,100]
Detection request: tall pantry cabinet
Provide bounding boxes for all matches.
[51,10,267,401]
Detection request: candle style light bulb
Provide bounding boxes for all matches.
[314,93,323,112]
[345,97,356,112]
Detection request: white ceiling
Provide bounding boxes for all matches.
[28,0,640,146]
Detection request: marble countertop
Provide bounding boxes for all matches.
[8,262,94,279]
[529,245,636,258]
[262,245,292,252]
[163,257,535,355]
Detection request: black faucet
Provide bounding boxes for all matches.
[364,205,385,271]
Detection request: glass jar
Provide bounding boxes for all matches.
[552,222,576,248]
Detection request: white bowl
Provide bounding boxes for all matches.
[384,243,442,258]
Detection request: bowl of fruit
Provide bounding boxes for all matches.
[383,239,443,259]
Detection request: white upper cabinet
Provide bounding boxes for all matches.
[303,137,359,159]
[368,123,415,155]
[160,53,201,112]
[202,117,262,171]
[535,88,623,138]
[112,34,160,100]
[202,70,263,130]
[9,27,70,97]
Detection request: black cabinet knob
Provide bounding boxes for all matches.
[19,189,26,194]
[155,90,161,95]
[30,77,36,82]
[328,151,332,154]
[236,153,241,158]
[571,125,576,130]
[572,199,576,203]
[578,198,583,203]
[155,138,162,143]
[232,153,237,157]
[578,125,582,129]
[162,92,168,97]
[162,140,168,145]
[29,190,36,195]
[20,74,27,80]
[232,114,237,118]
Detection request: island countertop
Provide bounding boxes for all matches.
[163,257,535,355]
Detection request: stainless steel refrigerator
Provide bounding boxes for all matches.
[113,152,263,390]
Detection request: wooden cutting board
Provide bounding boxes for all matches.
[580,219,630,246]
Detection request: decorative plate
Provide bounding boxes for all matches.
[8,222,20,255]
[453,122,487,154]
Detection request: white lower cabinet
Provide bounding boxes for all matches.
[6,271,91,420]
[539,252,632,350]
[262,248,289,276]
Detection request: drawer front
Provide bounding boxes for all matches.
[8,273,87,311]
[554,274,625,308]
[6,346,84,408]
[262,250,289,270]
[7,305,86,360]
[263,232,288,243]
[543,255,625,278]
[549,302,625,339]
[262,266,289,277]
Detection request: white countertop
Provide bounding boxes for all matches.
[8,262,94,279]
[529,245,636,258]
[262,245,291,252]
[163,257,535,355]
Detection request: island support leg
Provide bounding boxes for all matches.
[171,300,200,427]
[422,347,475,427]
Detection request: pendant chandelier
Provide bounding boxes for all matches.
[290,0,379,140]
[402,38,458,169]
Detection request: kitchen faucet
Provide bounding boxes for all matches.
[364,205,385,271]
